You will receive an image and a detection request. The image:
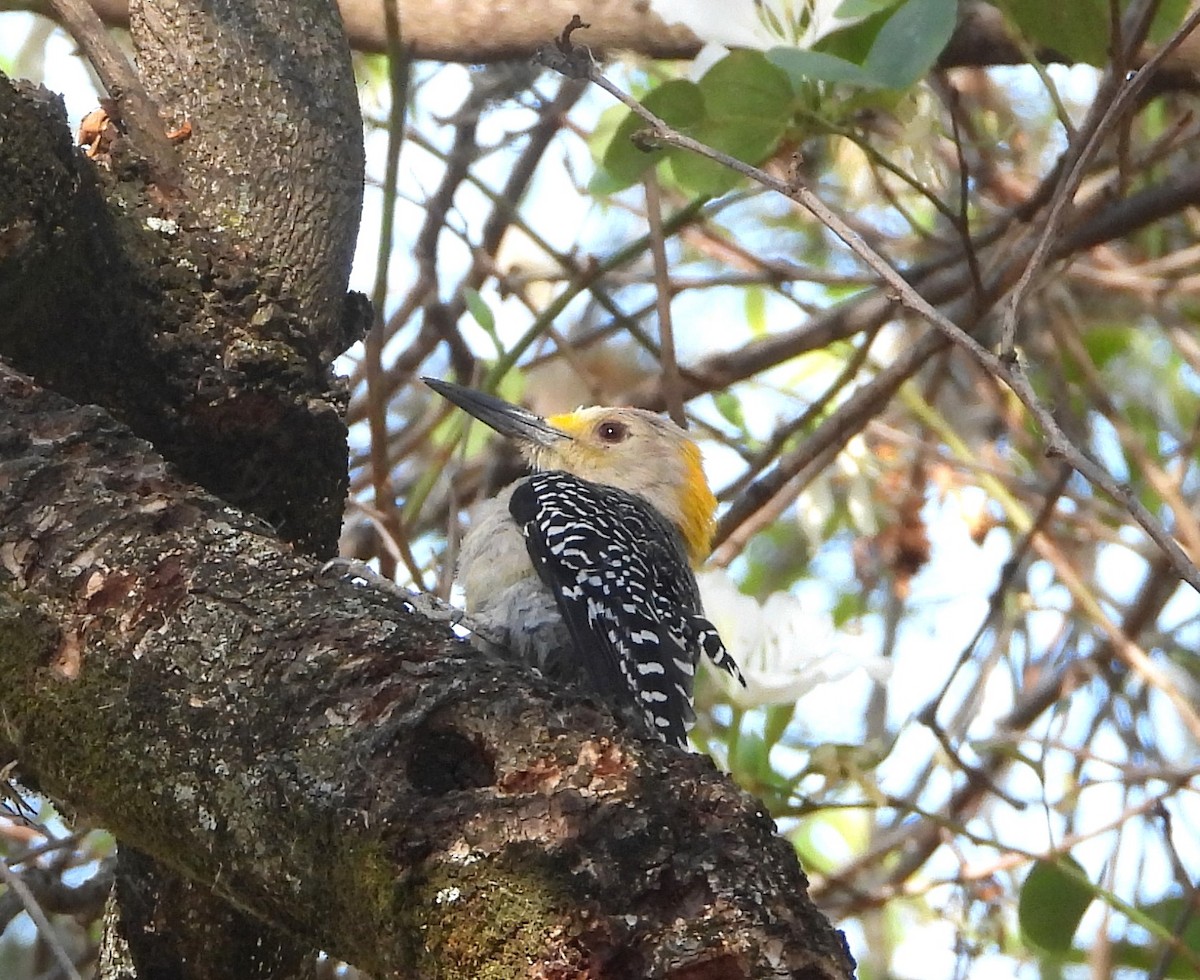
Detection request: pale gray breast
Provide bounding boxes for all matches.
[457,481,581,683]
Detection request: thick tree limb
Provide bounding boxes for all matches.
[128,0,364,355]
[12,0,697,61]
[4,0,365,965]
[13,0,1200,69]
[0,362,855,979]
[0,70,352,559]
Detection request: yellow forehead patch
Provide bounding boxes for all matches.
[545,409,594,437]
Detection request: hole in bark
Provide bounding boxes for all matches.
[406,727,495,795]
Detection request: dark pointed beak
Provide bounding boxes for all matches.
[423,378,571,448]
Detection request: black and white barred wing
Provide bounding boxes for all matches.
[509,471,741,747]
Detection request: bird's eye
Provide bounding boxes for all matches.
[596,420,629,444]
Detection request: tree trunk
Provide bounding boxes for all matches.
[3,0,364,970]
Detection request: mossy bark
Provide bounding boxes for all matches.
[0,366,856,978]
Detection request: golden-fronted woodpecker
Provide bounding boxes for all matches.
[426,378,745,748]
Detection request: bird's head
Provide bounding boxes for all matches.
[425,378,716,564]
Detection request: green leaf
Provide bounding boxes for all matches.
[1111,896,1200,978]
[744,286,768,337]
[599,80,705,192]
[462,287,495,333]
[1081,324,1133,370]
[587,167,634,197]
[667,51,795,196]
[863,0,957,88]
[495,369,526,405]
[768,48,885,88]
[836,0,901,16]
[730,727,771,778]
[1019,856,1094,955]
[84,828,118,859]
[790,808,870,873]
[740,520,813,595]
[713,390,747,430]
[997,0,1111,64]
[1148,0,1191,44]
[763,701,797,747]
[587,103,626,167]
[665,132,750,196]
[699,49,794,119]
[831,590,866,626]
[1060,323,1132,387]
[598,52,798,197]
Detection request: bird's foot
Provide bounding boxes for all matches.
[319,558,504,645]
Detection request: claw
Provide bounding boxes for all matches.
[318,558,499,645]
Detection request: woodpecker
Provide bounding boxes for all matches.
[425,377,745,748]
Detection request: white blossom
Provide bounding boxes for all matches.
[698,568,891,710]
[649,0,865,53]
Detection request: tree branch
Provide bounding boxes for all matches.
[128,0,365,357]
[44,0,179,180]
[14,0,1200,69]
[0,68,351,559]
[0,362,855,979]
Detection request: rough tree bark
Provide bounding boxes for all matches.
[0,14,362,559]
[0,362,856,978]
[0,1,857,978]
[128,0,365,355]
[1,0,365,971]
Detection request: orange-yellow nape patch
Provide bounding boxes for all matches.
[677,438,717,565]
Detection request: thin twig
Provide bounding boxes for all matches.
[0,862,84,980]
[48,0,178,180]
[564,54,1200,597]
[364,10,422,584]
[998,0,1200,355]
[719,326,883,502]
[715,331,945,549]
[918,464,1072,739]
[644,170,686,428]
